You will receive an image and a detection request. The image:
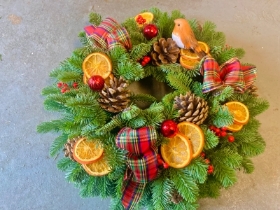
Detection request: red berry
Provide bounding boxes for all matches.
[160,120,178,138]
[88,75,105,91]
[207,165,214,174]
[57,82,63,88]
[73,82,78,88]
[228,135,235,142]
[220,131,227,137]
[141,61,147,66]
[221,127,227,131]
[214,128,220,134]
[200,152,206,158]
[63,83,68,88]
[204,159,210,164]
[143,56,151,63]
[61,87,68,93]
[209,125,216,131]
[163,162,169,169]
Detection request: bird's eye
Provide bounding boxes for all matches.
[177,24,180,26]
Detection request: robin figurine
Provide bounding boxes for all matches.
[172,18,206,59]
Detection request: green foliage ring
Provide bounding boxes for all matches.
[38,8,269,210]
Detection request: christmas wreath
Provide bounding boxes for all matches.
[38,8,269,210]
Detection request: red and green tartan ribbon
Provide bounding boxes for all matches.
[200,57,257,93]
[116,126,158,210]
[84,17,132,51]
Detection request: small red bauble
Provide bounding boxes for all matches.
[160,119,178,138]
[228,135,235,143]
[143,24,158,40]
[88,75,105,91]
[208,165,214,174]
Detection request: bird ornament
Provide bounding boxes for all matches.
[172,18,206,59]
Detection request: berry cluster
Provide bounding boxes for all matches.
[209,125,235,143]
[57,82,78,93]
[136,15,146,24]
[139,55,151,66]
[201,152,214,174]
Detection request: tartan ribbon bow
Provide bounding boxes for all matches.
[84,17,132,51]
[200,57,257,93]
[116,126,158,210]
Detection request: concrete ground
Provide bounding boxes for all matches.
[0,0,279,209]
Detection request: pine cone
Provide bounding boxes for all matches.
[174,92,209,125]
[63,137,79,161]
[151,38,180,66]
[245,84,258,96]
[171,190,183,204]
[98,76,130,113]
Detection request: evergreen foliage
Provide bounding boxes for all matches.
[37,8,269,210]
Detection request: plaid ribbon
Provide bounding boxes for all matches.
[84,17,132,51]
[200,57,257,93]
[116,126,158,210]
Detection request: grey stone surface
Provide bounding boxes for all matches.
[0,0,279,209]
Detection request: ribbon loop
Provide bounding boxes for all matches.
[116,126,158,210]
[200,57,257,93]
[84,17,132,51]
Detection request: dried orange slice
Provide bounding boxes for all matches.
[82,153,111,176]
[82,52,112,80]
[225,123,243,132]
[177,122,205,158]
[180,41,209,60]
[180,56,199,69]
[160,133,193,168]
[225,101,249,125]
[73,137,104,164]
[134,12,154,27]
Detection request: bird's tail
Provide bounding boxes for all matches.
[195,46,207,59]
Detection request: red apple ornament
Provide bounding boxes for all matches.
[160,120,178,138]
[143,24,158,40]
[88,75,105,91]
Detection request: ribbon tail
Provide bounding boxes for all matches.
[221,58,257,92]
[200,57,223,93]
[121,180,146,210]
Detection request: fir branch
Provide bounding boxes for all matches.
[211,105,234,128]
[127,117,146,129]
[56,71,82,83]
[49,133,68,157]
[89,12,102,25]
[198,176,221,198]
[57,157,74,171]
[174,201,198,210]
[156,11,172,38]
[151,177,166,210]
[170,10,185,20]
[110,198,125,210]
[214,86,234,102]
[130,42,153,61]
[120,105,142,121]
[183,158,208,184]
[201,127,219,150]
[41,86,60,96]
[166,72,191,93]
[142,102,165,127]
[240,157,255,174]
[43,98,67,111]
[130,93,157,104]
[168,168,199,203]
[189,82,204,99]
[198,21,217,42]
[37,119,67,133]
[116,60,144,81]
[95,116,122,135]
[65,161,86,183]
[212,163,237,187]
[238,135,265,157]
